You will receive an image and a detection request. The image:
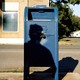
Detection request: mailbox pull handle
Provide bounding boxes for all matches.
[38,10,45,13]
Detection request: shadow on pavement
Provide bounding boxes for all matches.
[59,57,78,80]
[29,71,53,80]
[25,67,55,80]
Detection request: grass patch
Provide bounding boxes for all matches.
[0,68,23,73]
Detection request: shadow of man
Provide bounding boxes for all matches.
[59,57,78,80]
[24,24,56,80]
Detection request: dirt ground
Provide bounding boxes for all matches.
[0,73,23,80]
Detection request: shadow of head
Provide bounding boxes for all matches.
[59,57,78,72]
[29,24,43,40]
[29,24,46,42]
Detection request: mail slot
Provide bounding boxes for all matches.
[24,6,58,80]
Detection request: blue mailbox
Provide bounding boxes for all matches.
[24,6,58,80]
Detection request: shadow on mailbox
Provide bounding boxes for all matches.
[24,7,58,80]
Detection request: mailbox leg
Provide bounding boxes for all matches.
[24,65,29,80]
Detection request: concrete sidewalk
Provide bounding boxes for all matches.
[0,72,80,80]
[61,73,80,80]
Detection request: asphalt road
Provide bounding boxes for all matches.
[59,45,80,60]
[0,40,80,74]
[59,38,80,74]
[0,45,24,71]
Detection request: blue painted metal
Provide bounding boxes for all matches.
[24,7,58,80]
